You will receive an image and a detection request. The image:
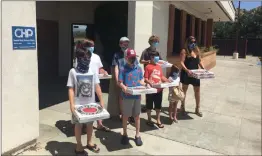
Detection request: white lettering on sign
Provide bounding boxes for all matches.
[14,28,34,38]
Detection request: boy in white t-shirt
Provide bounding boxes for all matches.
[67,43,104,155]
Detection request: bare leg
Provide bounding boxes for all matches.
[147,109,152,122]
[134,115,140,137]
[122,115,128,136]
[75,124,84,151]
[119,96,123,118]
[181,84,189,113]
[86,124,93,146]
[169,102,174,120]
[156,109,164,128]
[193,86,202,117]
[173,101,178,122]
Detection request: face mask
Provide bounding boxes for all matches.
[86,47,94,53]
[188,43,196,50]
[172,72,179,79]
[152,42,159,48]
[153,56,160,63]
[76,57,90,73]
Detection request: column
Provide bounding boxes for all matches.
[190,15,195,37]
[206,18,213,48]
[2,1,39,154]
[202,21,207,47]
[107,1,154,116]
[196,18,202,44]
[167,4,175,57]
[128,1,154,57]
[180,10,187,49]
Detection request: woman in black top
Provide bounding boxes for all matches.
[180,36,206,117]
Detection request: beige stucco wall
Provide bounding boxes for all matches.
[0,0,2,153]
[128,1,169,63]
[2,1,39,153]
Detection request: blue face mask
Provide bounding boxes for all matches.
[152,42,159,48]
[188,43,196,50]
[154,56,160,63]
[86,47,94,53]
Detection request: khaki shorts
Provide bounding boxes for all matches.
[122,98,141,117]
[71,114,94,126]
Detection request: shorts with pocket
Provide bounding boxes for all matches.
[71,114,94,126]
[122,98,141,117]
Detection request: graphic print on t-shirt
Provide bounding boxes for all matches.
[76,75,93,98]
[149,69,161,84]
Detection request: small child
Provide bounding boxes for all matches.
[168,65,180,123]
[144,51,171,128]
[67,43,104,155]
[118,48,145,146]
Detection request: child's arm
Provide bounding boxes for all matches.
[144,66,153,87]
[161,76,170,83]
[67,70,75,113]
[139,68,146,86]
[95,84,104,108]
[118,68,128,92]
[68,87,75,113]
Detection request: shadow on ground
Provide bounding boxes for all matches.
[45,141,76,155]
[95,130,133,152]
[55,120,87,137]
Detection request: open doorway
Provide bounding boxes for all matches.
[71,24,95,68]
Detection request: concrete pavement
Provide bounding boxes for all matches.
[18,56,261,155]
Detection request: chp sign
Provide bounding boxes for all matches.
[12,26,36,50]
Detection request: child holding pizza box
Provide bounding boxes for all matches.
[118,48,146,146]
[144,51,171,128]
[67,42,104,155]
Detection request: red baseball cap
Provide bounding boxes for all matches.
[125,48,137,58]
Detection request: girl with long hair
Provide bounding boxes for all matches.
[179,36,206,117]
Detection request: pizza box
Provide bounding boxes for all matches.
[190,69,215,79]
[157,60,173,68]
[73,103,110,123]
[98,74,112,79]
[152,77,180,88]
[126,86,157,95]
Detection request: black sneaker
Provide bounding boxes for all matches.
[121,135,129,145]
[134,136,143,146]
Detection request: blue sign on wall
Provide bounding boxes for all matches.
[12,26,36,50]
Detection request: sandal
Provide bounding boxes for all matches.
[96,126,111,132]
[75,150,88,156]
[146,121,154,127]
[156,123,164,128]
[86,144,100,153]
[195,108,203,117]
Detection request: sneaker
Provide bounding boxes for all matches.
[121,135,129,145]
[134,136,143,146]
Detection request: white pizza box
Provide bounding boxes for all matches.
[73,103,110,123]
[126,86,157,95]
[157,60,173,68]
[190,69,215,79]
[98,74,112,79]
[152,77,180,88]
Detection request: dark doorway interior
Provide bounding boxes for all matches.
[173,8,181,55]
[201,21,205,46]
[37,19,68,110]
[186,14,191,39]
[94,1,128,72]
